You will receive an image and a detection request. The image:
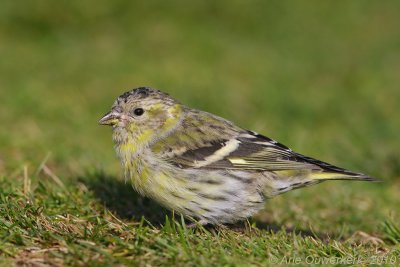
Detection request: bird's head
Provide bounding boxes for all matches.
[99,87,184,144]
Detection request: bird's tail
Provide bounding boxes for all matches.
[263,169,378,197]
[307,170,377,182]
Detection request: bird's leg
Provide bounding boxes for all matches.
[187,219,209,228]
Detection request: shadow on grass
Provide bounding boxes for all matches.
[80,171,171,225]
[80,171,332,240]
[254,221,332,241]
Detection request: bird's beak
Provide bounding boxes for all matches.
[99,111,120,126]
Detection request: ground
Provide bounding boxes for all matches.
[0,1,399,266]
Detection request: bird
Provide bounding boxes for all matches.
[99,87,376,225]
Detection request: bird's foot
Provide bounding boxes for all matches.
[187,219,209,228]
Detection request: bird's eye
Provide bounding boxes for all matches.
[133,108,144,116]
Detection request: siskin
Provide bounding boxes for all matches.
[99,87,376,225]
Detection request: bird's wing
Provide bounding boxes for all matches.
[150,110,374,181]
[161,129,373,180]
[164,130,311,170]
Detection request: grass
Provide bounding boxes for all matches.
[1,0,400,266]
[1,172,399,266]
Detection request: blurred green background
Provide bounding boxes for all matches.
[1,1,400,264]
[1,1,399,181]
